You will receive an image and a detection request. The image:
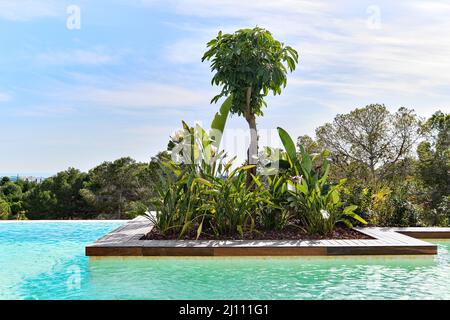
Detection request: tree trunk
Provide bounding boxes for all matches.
[244,87,257,187]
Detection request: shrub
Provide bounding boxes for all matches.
[151,121,259,238]
[0,197,10,220]
[343,183,421,227]
[149,122,367,238]
[255,174,292,231]
[423,196,450,227]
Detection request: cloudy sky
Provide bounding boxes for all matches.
[1,0,449,175]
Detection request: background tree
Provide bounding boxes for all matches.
[316,104,421,183]
[0,181,23,215]
[202,27,298,182]
[81,157,153,218]
[0,196,10,219]
[24,168,95,219]
[1,176,11,186]
[416,111,450,208]
[297,135,321,155]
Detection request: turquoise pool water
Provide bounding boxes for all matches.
[1,221,449,300]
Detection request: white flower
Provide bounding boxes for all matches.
[210,145,218,156]
[289,175,303,184]
[320,209,330,220]
[287,182,295,192]
[172,129,184,143]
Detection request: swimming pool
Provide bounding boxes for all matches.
[1,221,449,300]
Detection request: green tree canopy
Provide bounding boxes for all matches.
[0,196,10,219]
[202,27,298,181]
[1,176,11,186]
[416,111,450,206]
[0,181,23,214]
[0,181,22,202]
[24,168,95,219]
[81,157,152,219]
[316,105,421,183]
[297,135,321,155]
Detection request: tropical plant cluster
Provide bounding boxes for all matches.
[149,115,366,238]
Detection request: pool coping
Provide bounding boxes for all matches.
[0,220,129,223]
[85,216,450,256]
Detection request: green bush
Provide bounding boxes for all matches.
[255,174,292,231]
[0,197,10,220]
[341,183,422,227]
[150,123,366,238]
[422,196,450,227]
[275,127,366,235]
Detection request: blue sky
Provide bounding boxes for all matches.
[1,0,449,175]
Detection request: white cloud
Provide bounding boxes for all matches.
[170,0,329,19]
[410,0,450,13]
[0,92,11,102]
[36,49,117,66]
[16,105,76,117]
[158,0,450,119]
[0,0,62,21]
[67,82,210,110]
[165,38,206,64]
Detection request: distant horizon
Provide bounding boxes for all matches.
[0,173,52,178]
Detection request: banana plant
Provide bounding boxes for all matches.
[276,127,367,235]
[210,95,232,148]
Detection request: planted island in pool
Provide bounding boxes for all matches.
[128,28,366,242]
[87,28,447,257]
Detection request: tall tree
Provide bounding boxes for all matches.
[202,27,298,183]
[0,181,23,215]
[24,168,95,219]
[81,157,152,219]
[0,196,10,219]
[316,105,421,183]
[416,111,450,206]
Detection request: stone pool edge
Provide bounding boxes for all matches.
[85,216,449,257]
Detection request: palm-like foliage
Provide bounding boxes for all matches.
[151,111,262,239]
[276,127,367,235]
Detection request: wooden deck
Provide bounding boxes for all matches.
[85,216,448,257]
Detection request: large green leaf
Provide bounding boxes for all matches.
[210,95,233,147]
[196,221,204,240]
[299,144,312,176]
[343,205,367,224]
[191,177,214,191]
[277,127,298,166]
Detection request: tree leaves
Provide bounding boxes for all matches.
[210,95,233,148]
[277,127,299,169]
[315,104,421,183]
[202,27,299,118]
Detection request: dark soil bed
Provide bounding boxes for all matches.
[143,225,372,241]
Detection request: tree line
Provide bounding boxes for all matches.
[1,106,449,225]
[300,106,449,226]
[0,154,166,220]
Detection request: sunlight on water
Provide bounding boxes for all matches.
[1,222,449,300]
